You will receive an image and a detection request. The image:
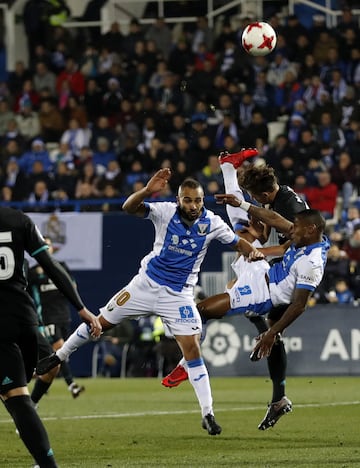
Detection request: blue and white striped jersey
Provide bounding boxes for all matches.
[140,202,239,292]
[269,236,330,307]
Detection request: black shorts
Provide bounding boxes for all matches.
[37,330,54,359]
[267,304,289,322]
[43,322,71,344]
[0,325,38,394]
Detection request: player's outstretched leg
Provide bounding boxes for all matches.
[36,322,93,375]
[218,148,259,168]
[161,359,188,387]
[258,337,292,430]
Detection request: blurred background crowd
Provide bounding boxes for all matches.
[0,0,359,307]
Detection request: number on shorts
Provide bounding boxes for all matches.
[116,290,130,306]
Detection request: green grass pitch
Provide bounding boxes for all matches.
[1,376,359,467]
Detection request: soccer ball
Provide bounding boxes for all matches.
[241,21,277,56]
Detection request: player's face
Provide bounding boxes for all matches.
[177,186,204,221]
[291,217,310,247]
[248,191,271,205]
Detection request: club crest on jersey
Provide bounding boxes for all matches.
[197,223,209,235]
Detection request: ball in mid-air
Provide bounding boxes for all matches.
[241,21,277,56]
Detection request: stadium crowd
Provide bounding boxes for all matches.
[1,2,360,300]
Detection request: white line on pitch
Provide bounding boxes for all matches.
[0,401,359,424]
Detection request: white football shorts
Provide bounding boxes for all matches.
[225,257,273,316]
[100,273,202,336]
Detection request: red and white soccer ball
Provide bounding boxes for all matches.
[242,21,277,56]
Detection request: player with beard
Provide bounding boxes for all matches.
[36,168,265,436]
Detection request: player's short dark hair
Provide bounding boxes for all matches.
[239,164,277,194]
[295,209,326,232]
[179,178,202,192]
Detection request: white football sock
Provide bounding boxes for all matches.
[187,358,213,417]
[220,163,249,227]
[56,322,91,361]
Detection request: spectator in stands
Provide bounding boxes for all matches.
[38,98,65,142]
[240,110,269,148]
[100,182,121,212]
[92,136,116,173]
[296,127,322,171]
[61,95,88,129]
[52,160,76,199]
[123,159,149,195]
[341,205,360,238]
[314,243,352,304]
[0,99,14,136]
[60,117,90,158]
[156,72,183,114]
[19,139,53,175]
[79,43,99,80]
[196,153,224,191]
[329,67,347,105]
[15,101,41,144]
[330,150,358,211]
[14,79,40,113]
[214,111,239,150]
[27,179,53,212]
[287,112,307,146]
[97,159,123,193]
[33,61,56,95]
[275,69,303,116]
[83,78,103,123]
[145,17,172,60]
[343,225,360,263]
[89,115,116,151]
[8,60,32,96]
[303,170,338,219]
[100,21,124,55]
[102,77,123,121]
[121,18,145,59]
[168,37,194,77]
[315,110,346,152]
[1,157,28,200]
[56,56,86,98]
[326,278,355,304]
[1,139,23,166]
[191,16,214,54]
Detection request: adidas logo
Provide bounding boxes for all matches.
[2,376,13,385]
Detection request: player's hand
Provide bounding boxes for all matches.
[251,330,278,359]
[214,193,241,207]
[78,307,102,338]
[247,249,265,261]
[146,168,171,194]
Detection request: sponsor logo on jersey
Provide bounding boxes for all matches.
[1,376,13,385]
[168,236,197,256]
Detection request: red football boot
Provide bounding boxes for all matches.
[161,364,188,388]
[218,148,259,168]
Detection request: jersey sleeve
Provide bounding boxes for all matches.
[212,214,239,245]
[295,256,324,291]
[23,213,49,256]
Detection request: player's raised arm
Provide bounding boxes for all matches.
[215,193,293,236]
[122,168,172,216]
